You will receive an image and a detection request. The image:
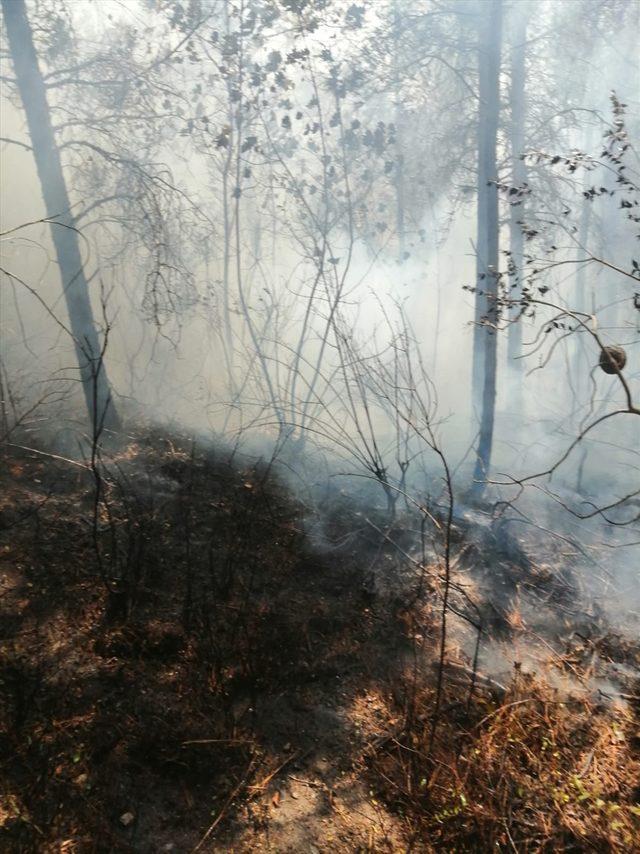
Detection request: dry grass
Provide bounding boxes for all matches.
[369,671,640,851]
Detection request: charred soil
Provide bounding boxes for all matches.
[0,430,639,852]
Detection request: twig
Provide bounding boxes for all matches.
[181,738,255,747]
[247,749,306,792]
[4,442,90,470]
[192,754,259,852]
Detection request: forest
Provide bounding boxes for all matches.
[0,0,639,850]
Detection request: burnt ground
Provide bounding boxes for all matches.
[0,431,415,852]
[1,429,639,852]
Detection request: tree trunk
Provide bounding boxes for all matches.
[506,6,527,412]
[1,0,119,434]
[571,194,592,405]
[428,194,442,373]
[472,0,503,495]
[393,2,406,261]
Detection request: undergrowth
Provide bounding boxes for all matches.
[369,673,640,851]
[1,428,639,852]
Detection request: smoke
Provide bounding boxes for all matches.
[1,0,638,664]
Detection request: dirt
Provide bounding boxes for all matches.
[1,431,638,852]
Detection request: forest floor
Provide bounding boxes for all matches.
[1,428,639,852]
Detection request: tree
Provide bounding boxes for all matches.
[493,96,639,523]
[1,0,119,433]
[506,2,528,406]
[471,0,503,494]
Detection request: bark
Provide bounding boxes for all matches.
[472,0,503,495]
[1,0,119,434]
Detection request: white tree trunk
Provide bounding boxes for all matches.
[507,7,528,411]
[472,0,503,494]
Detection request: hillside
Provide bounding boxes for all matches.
[1,431,639,852]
